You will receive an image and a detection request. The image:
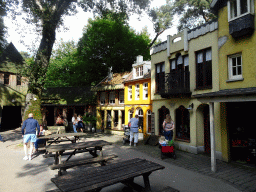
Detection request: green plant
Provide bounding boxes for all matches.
[24,95,43,125]
[82,114,96,126]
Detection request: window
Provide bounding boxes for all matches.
[17,75,21,85]
[155,62,165,93]
[109,92,115,104]
[119,91,124,104]
[100,92,106,105]
[196,48,212,89]
[228,54,243,80]
[175,106,190,141]
[135,66,143,77]
[114,110,118,127]
[143,83,148,100]
[128,85,132,101]
[135,84,140,100]
[129,110,133,122]
[4,74,9,85]
[228,0,253,20]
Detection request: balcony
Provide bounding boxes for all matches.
[229,14,254,39]
[159,71,191,98]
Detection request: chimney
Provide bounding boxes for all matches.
[136,55,143,64]
[108,67,113,81]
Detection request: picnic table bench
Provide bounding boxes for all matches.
[51,158,165,192]
[46,140,112,176]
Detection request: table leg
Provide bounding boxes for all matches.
[143,172,152,192]
[54,152,59,165]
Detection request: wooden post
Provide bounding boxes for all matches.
[209,102,216,172]
[151,112,155,135]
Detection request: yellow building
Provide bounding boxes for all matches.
[91,70,129,135]
[151,21,224,160]
[195,0,256,164]
[124,56,152,135]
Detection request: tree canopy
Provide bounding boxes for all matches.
[153,0,216,32]
[0,0,8,54]
[7,0,152,96]
[77,12,151,86]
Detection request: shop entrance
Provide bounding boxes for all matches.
[227,102,256,164]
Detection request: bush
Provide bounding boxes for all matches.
[24,95,43,125]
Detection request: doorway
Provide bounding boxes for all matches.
[1,106,21,130]
[158,106,170,135]
[203,105,210,153]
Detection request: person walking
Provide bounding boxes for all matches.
[128,114,139,147]
[162,114,175,141]
[0,134,3,142]
[21,113,40,161]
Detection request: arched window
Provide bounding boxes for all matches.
[175,106,190,141]
[147,110,152,133]
[128,110,133,122]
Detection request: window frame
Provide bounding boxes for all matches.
[128,85,132,101]
[135,66,144,77]
[100,92,106,105]
[196,48,212,89]
[4,73,10,85]
[228,0,254,21]
[135,84,140,100]
[143,82,148,100]
[119,90,124,104]
[155,62,165,93]
[109,91,115,104]
[228,53,243,80]
[17,75,21,86]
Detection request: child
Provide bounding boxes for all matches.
[34,125,46,153]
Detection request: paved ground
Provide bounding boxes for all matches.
[0,128,255,192]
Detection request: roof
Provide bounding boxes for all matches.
[124,70,151,84]
[193,87,256,98]
[0,42,24,73]
[91,71,130,91]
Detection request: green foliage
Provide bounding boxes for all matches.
[171,0,217,31]
[24,95,43,125]
[82,114,96,126]
[44,39,81,87]
[167,140,174,146]
[77,12,151,86]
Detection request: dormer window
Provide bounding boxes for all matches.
[100,92,106,105]
[228,0,254,21]
[135,66,143,77]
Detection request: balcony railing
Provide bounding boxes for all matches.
[159,71,191,98]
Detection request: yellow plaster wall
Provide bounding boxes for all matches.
[218,3,256,90]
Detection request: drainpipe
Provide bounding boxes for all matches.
[210,102,216,172]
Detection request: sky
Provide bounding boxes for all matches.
[4,0,178,54]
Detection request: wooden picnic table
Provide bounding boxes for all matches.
[51,158,165,192]
[46,140,112,174]
[38,132,87,146]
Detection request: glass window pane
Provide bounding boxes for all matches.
[171,60,176,69]
[233,66,237,76]
[231,0,237,18]
[197,52,203,63]
[232,57,236,67]
[240,0,248,14]
[237,56,241,66]
[184,56,189,66]
[206,49,212,61]
[177,55,183,65]
[156,65,160,73]
[162,63,165,72]
[237,66,242,75]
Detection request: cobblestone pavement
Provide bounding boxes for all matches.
[122,140,256,192]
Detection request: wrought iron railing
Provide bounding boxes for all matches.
[159,71,191,97]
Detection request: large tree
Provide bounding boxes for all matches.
[0,0,8,54]
[77,12,151,86]
[44,39,79,87]
[8,0,151,96]
[153,0,216,32]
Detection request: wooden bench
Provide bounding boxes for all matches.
[47,139,75,144]
[49,154,117,176]
[51,158,165,192]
